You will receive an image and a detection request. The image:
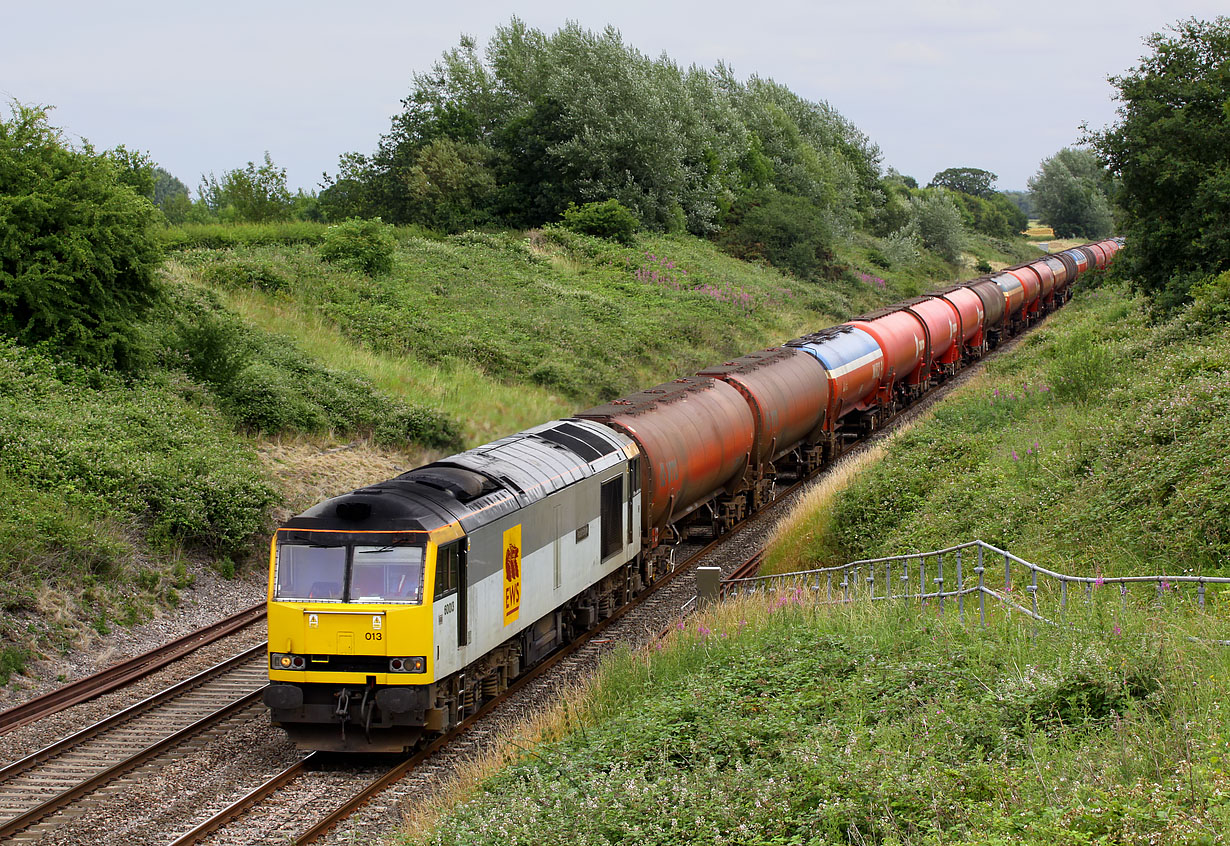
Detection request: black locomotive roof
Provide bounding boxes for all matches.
[282,419,632,537]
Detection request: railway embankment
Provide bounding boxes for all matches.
[397,279,1230,845]
[0,221,1035,704]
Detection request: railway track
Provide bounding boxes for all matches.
[0,603,266,737]
[0,647,268,842]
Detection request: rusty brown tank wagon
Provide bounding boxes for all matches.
[262,240,1121,752]
[576,376,756,558]
[696,348,831,511]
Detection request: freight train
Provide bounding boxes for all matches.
[263,239,1121,751]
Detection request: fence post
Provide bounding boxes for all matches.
[1028,567,1039,637]
[956,550,964,623]
[937,552,945,615]
[920,556,927,610]
[1005,552,1011,595]
[977,544,985,626]
[1199,580,1206,610]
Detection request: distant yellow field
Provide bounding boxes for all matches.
[1024,226,1055,238]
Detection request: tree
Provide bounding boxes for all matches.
[1028,148,1114,239]
[719,188,835,280]
[200,152,293,222]
[1001,190,1034,219]
[0,103,163,370]
[929,167,997,198]
[152,167,191,224]
[1088,16,1230,308]
[326,18,881,239]
[909,190,965,263]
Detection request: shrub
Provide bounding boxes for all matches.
[1045,327,1115,403]
[0,103,163,370]
[373,405,461,450]
[880,228,920,268]
[560,200,639,245]
[200,260,288,293]
[719,189,836,280]
[319,217,397,275]
[909,191,966,263]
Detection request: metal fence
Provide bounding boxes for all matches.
[709,540,1230,631]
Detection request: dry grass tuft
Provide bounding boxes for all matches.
[255,434,432,520]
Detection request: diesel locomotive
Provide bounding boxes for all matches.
[264,239,1121,752]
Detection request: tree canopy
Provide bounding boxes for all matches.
[324,18,882,248]
[0,103,163,370]
[1088,16,1230,309]
[1027,148,1114,240]
[929,167,997,198]
[200,152,294,222]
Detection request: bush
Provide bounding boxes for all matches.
[200,260,288,293]
[719,189,836,280]
[1045,327,1115,403]
[560,200,639,245]
[320,217,397,275]
[373,405,461,450]
[909,191,966,262]
[0,103,163,370]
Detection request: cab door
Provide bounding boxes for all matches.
[432,540,467,675]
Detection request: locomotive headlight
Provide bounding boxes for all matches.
[271,653,306,670]
[389,656,426,673]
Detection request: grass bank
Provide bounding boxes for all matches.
[405,595,1230,845]
[1,220,1037,689]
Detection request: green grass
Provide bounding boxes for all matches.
[171,225,937,421]
[157,220,330,250]
[0,339,277,659]
[411,597,1230,845]
[767,282,1230,579]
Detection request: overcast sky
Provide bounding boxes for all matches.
[3,1,1224,195]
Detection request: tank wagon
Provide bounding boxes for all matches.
[265,242,1118,751]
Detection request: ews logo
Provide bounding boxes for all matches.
[502,525,522,626]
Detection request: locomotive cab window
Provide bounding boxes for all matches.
[273,540,425,604]
[600,476,623,560]
[434,542,460,600]
[274,545,346,602]
[350,546,425,603]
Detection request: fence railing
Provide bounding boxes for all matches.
[709,540,1230,631]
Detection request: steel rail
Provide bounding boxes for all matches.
[167,754,318,846]
[0,690,264,839]
[0,643,266,783]
[0,601,266,736]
